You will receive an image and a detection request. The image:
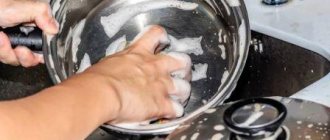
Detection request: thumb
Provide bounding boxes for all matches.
[1,0,58,34]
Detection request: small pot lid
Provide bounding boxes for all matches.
[167,97,330,140]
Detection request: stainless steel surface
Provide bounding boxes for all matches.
[167,97,330,140]
[230,31,330,101]
[223,98,287,139]
[45,0,250,135]
[262,0,288,5]
[1,30,330,139]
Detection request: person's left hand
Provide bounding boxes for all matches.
[0,0,59,67]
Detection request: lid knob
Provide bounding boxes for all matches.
[224,98,287,139]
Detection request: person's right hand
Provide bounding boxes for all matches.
[0,0,58,67]
[82,25,192,124]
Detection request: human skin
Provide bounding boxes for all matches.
[0,0,58,67]
[0,0,192,139]
[0,25,192,139]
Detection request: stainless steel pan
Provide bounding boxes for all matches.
[2,0,250,135]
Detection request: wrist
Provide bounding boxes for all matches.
[62,72,121,124]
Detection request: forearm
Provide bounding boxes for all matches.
[0,73,119,140]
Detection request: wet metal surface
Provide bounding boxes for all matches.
[230,31,330,101]
[1,31,330,139]
[167,97,330,140]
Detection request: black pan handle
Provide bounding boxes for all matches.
[0,26,43,51]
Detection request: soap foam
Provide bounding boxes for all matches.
[52,0,62,15]
[192,63,208,81]
[167,52,192,80]
[106,35,127,56]
[71,19,86,63]
[211,133,224,140]
[101,0,198,39]
[167,35,204,55]
[77,53,91,73]
[218,29,223,43]
[226,0,240,7]
[171,78,192,105]
[219,45,226,60]
[19,26,35,35]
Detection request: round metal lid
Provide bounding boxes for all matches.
[167,97,330,140]
[223,98,287,139]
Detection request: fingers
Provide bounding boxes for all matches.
[169,100,184,118]
[0,32,19,65]
[160,99,185,119]
[169,78,191,105]
[130,25,169,54]
[163,52,192,80]
[0,31,43,67]
[14,46,43,67]
[0,0,58,34]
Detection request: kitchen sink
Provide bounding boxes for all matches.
[0,64,52,101]
[229,31,330,101]
[0,31,329,139]
[1,31,328,101]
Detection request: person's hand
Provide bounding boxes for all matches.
[0,0,58,67]
[83,26,192,124]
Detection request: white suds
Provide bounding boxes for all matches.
[223,35,227,43]
[167,35,204,55]
[221,70,229,84]
[52,0,62,15]
[171,78,192,104]
[219,45,226,59]
[218,29,223,43]
[20,26,35,35]
[214,125,225,131]
[71,19,86,63]
[101,0,198,39]
[106,35,127,56]
[259,42,264,53]
[192,63,208,81]
[168,52,192,79]
[226,0,240,7]
[180,135,187,140]
[239,20,247,53]
[191,132,200,140]
[77,53,91,73]
[211,133,224,140]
